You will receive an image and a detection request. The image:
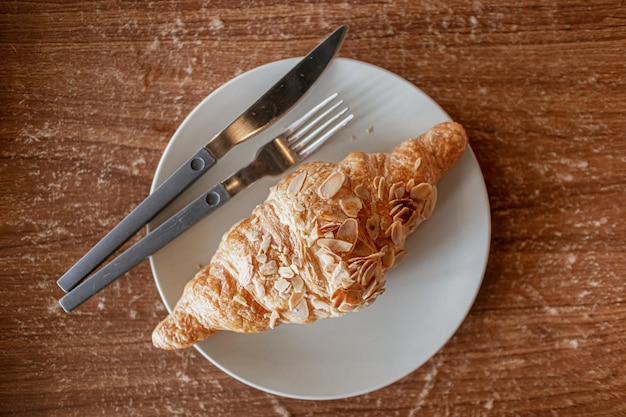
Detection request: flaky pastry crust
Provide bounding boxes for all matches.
[152,122,468,349]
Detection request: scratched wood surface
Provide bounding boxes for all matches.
[1,1,625,416]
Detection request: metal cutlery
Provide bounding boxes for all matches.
[59,94,354,312]
[57,25,348,293]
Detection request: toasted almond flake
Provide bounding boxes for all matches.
[336,218,358,245]
[274,278,290,292]
[350,251,385,263]
[344,289,362,305]
[288,171,307,195]
[354,184,370,199]
[319,223,339,235]
[349,268,360,282]
[341,277,356,289]
[390,203,405,217]
[413,157,422,171]
[410,182,433,200]
[393,206,411,222]
[292,275,304,293]
[389,182,400,200]
[320,211,346,223]
[375,176,386,200]
[329,270,342,288]
[278,266,295,279]
[331,287,344,301]
[348,257,363,269]
[318,238,353,253]
[376,275,387,288]
[293,201,305,212]
[343,174,352,190]
[421,186,438,219]
[311,298,331,311]
[358,259,374,278]
[331,288,345,308]
[381,245,395,269]
[332,260,350,278]
[260,233,272,252]
[363,277,378,299]
[390,220,404,246]
[338,303,358,312]
[321,260,339,276]
[237,255,253,286]
[360,262,377,287]
[339,196,363,217]
[373,288,386,298]
[291,297,309,321]
[357,257,373,272]
[290,264,299,274]
[269,310,280,329]
[315,309,331,319]
[260,259,277,275]
[388,182,404,201]
[390,197,414,207]
[395,249,408,265]
[255,253,267,264]
[233,294,247,306]
[288,292,305,310]
[317,247,341,266]
[319,220,340,230]
[406,178,416,191]
[318,170,345,199]
[373,176,382,190]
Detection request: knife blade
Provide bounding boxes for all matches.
[57,24,348,293]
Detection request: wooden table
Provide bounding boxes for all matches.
[2,1,625,415]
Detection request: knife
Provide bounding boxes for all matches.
[57,24,348,293]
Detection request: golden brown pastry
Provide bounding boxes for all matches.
[152,121,468,349]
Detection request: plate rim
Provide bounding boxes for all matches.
[149,57,491,400]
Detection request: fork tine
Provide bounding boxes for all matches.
[297,113,354,157]
[284,92,339,135]
[292,106,349,152]
[290,95,353,154]
[287,100,344,144]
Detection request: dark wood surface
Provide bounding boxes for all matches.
[2,1,625,415]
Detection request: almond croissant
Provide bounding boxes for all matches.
[152,121,468,349]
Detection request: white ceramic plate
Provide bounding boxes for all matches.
[149,58,491,400]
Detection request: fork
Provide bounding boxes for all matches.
[59,94,354,312]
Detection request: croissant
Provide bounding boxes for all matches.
[152,121,468,349]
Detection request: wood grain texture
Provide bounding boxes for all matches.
[1,0,625,415]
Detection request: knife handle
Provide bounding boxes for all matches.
[57,147,216,293]
[58,182,231,312]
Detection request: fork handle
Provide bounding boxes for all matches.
[57,147,216,293]
[59,183,231,312]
